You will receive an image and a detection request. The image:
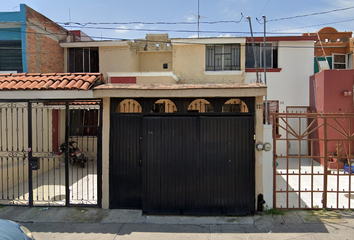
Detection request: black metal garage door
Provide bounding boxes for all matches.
[142,115,255,215]
[110,114,255,215]
[109,114,142,209]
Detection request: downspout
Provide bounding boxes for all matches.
[247,16,259,83]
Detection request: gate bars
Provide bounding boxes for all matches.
[272,112,354,210]
[0,100,102,207]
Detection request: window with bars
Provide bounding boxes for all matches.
[205,44,240,71]
[68,48,99,72]
[333,54,346,69]
[0,40,22,73]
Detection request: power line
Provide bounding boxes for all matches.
[269,18,354,32]
[268,6,354,22]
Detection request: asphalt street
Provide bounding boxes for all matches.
[1,206,353,239]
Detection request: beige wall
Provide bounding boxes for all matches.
[99,46,131,80]
[172,44,245,84]
[101,97,110,209]
[139,52,172,72]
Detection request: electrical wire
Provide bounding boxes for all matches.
[268,6,354,22]
[269,18,354,32]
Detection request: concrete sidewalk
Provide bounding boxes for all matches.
[1,206,354,239]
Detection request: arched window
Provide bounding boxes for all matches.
[151,99,177,113]
[188,99,213,113]
[222,99,249,113]
[116,99,142,113]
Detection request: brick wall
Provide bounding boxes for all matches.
[25,5,70,73]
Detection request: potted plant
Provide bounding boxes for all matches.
[328,143,345,169]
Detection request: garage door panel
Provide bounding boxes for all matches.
[143,117,197,214]
[109,115,142,209]
[143,116,255,215]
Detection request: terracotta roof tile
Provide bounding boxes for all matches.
[72,80,84,89]
[0,73,105,91]
[80,82,90,90]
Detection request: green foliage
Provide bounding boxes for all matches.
[264,205,285,215]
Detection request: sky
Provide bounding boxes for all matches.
[1,0,354,40]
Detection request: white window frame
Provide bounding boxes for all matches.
[332,53,347,69]
[246,42,277,69]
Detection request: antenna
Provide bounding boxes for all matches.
[69,8,71,30]
[198,0,200,38]
[191,0,206,38]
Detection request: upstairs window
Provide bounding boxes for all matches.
[0,40,22,73]
[246,43,278,68]
[206,44,240,71]
[68,48,99,72]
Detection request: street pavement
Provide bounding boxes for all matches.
[0,206,353,239]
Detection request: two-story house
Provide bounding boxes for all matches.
[305,27,353,73]
[60,32,317,214]
[61,34,269,214]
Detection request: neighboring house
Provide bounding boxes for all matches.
[0,72,105,207]
[309,69,354,168]
[242,35,316,156]
[304,27,353,73]
[0,4,86,73]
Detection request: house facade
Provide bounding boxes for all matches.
[243,36,316,156]
[1,3,318,213]
[61,34,269,214]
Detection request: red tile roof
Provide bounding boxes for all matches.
[0,73,105,91]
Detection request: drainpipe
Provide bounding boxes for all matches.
[247,16,259,83]
[263,15,268,124]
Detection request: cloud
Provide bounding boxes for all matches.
[219,34,232,37]
[115,25,128,33]
[188,16,195,22]
[188,34,199,38]
[134,24,144,29]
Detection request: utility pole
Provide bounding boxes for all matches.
[247,16,259,83]
[263,15,268,124]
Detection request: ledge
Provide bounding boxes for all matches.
[203,70,244,76]
[245,68,282,72]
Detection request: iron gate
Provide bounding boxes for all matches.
[272,112,354,210]
[0,100,102,207]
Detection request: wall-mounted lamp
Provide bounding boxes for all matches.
[343,90,352,96]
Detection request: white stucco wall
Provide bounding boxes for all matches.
[263,124,273,208]
[245,41,314,156]
[245,41,314,113]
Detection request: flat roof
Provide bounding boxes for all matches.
[93,83,267,98]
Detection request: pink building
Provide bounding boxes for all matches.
[309,69,354,168]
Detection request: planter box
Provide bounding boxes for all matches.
[344,165,354,174]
